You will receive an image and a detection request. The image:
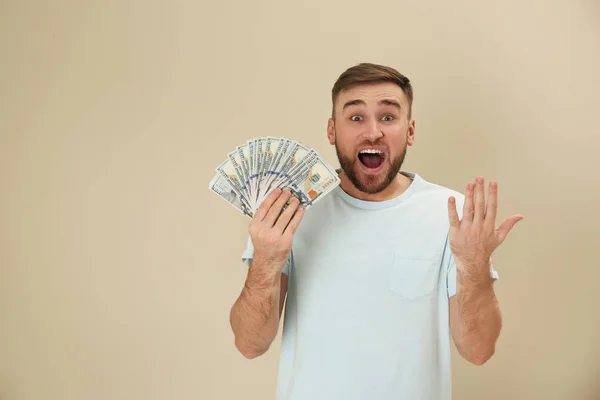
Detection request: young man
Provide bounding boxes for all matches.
[229,63,523,400]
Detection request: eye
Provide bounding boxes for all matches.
[382,115,394,121]
[350,115,363,122]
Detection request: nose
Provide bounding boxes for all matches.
[362,119,383,141]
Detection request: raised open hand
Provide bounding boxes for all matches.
[448,177,523,269]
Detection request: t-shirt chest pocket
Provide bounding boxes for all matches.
[389,250,442,300]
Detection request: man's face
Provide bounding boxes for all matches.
[327,82,415,194]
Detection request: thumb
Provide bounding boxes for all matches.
[496,214,524,244]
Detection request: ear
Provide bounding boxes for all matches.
[327,118,336,145]
[406,118,416,146]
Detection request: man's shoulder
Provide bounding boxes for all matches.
[416,174,466,203]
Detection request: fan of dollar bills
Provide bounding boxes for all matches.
[209,137,341,218]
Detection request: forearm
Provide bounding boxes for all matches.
[230,257,282,358]
[455,263,502,364]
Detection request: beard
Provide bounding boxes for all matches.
[335,138,407,195]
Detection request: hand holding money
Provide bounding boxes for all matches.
[209,137,341,218]
[248,188,304,272]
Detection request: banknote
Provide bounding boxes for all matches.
[275,153,339,207]
[208,173,253,217]
[226,150,250,200]
[209,137,341,217]
[215,159,252,211]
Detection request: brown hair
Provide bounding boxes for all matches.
[331,62,414,119]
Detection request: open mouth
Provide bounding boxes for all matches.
[358,148,385,170]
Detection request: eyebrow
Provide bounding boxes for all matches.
[342,98,402,112]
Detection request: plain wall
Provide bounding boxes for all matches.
[1,1,599,399]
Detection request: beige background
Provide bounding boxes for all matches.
[1,0,599,399]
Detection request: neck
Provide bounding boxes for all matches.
[337,171,413,202]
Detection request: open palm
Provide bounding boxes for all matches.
[447,177,523,268]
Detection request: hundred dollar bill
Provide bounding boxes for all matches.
[215,159,252,211]
[236,143,251,195]
[208,173,253,218]
[283,154,340,207]
[260,137,280,184]
[263,140,311,192]
[226,150,250,200]
[264,137,291,185]
[255,137,267,197]
[270,145,317,188]
[255,138,296,205]
[256,137,285,200]
[248,138,258,203]
[260,153,339,209]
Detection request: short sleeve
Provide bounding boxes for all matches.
[241,236,292,275]
[446,252,499,298]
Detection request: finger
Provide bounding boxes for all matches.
[274,197,300,232]
[462,182,475,224]
[448,196,460,229]
[283,205,305,236]
[264,190,293,226]
[485,181,498,228]
[254,188,282,222]
[474,176,486,223]
[496,215,524,244]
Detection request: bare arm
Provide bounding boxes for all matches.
[447,177,522,365]
[229,188,304,359]
[449,264,502,365]
[230,263,288,359]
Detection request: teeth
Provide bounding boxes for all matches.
[359,149,382,154]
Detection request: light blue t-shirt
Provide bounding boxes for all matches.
[242,171,497,400]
